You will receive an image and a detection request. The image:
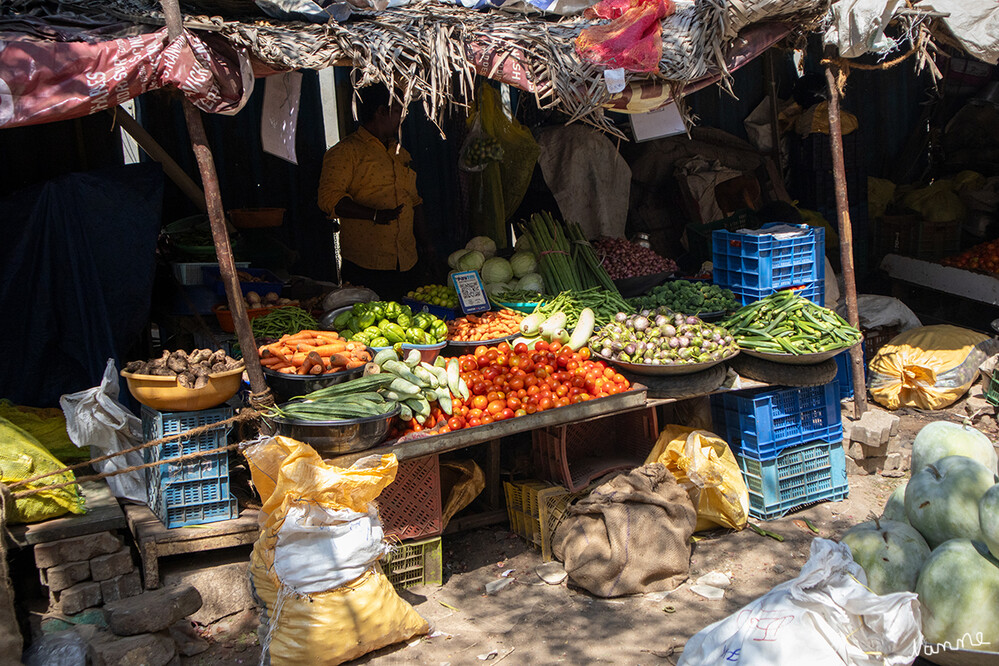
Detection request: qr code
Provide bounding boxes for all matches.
[454,275,487,307]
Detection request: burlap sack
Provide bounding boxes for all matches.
[551,464,697,598]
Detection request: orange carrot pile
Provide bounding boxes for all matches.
[258,329,371,375]
[447,310,523,342]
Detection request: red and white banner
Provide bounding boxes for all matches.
[0,28,253,129]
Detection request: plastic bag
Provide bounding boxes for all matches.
[868,325,999,410]
[22,629,87,666]
[575,0,674,73]
[59,358,146,503]
[679,538,923,666]
[458,115,504,173]
[244,436,428,665]
[0,416,85,524]
[440,459,485,529]
[466,82,540,245]
[644,424,749,532]
[902,179,966,223]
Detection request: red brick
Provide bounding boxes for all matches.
[43,560,91,592]
[90,548,133,582]
[34,532,121,568]
[100,571,142,603]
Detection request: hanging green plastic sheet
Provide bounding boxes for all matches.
[464,83,540,247]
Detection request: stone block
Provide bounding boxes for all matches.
[885,452,903,472]
[862,440,889,458]
[105,584,203,636]
[162,558,254,625]
[44,560,91,592]
[90,548,134,582]
[101,571,143,603]
[846,441,865,461]
[88,631,176,666]
[34,532,122,569]
[59,581,102,616]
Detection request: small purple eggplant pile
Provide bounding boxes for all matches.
[589,307,738,366]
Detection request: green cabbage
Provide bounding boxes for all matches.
[457,250,485,271]
[516,273,544,293]
[485,282,512,298]
[510,251,537,278]
[465,236,497,259]
[448,248,471,270]
[514,235,532,252]
[481,256,513,284]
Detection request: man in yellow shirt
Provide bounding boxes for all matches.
[318,84,435,298]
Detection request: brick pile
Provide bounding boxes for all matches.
[34,531,142,616]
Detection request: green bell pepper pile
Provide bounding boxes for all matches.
[334,301,448,347]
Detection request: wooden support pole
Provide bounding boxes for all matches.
[824,56,868,417]
[107,107,207,213]
[160,0,270,403]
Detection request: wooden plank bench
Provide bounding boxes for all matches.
[123,504,260,590]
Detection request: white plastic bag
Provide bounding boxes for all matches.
[60,358,147,504]
[679,538,923,666]
[273,502,390,594]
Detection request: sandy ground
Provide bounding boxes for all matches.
[184,398,991,666]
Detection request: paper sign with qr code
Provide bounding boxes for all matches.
[450,271,490,314]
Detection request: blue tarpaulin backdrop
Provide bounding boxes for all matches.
[0,163,163,407]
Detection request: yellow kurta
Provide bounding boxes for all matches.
[318,127,422,271]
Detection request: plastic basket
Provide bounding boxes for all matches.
[737,440,849,520]
[203,267,284,299]
[874,214,961,262]
[141,406,232,483]
[382,537,443,590]
[532,407,659,492]
[712,225,825,292]
[710,382,842,460]
[503,480,595,561]
[141,406,236,528]
[725,279,824,307]
[986,368,999,407]
[861,325,900,361]
[379,454,443,540]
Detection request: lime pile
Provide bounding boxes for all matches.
[408,284,458,309]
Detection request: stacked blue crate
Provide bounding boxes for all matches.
[712,224,825,306]
[142,406,238,528]
[710,382,849,519]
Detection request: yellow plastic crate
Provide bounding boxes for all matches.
[382,537,443,590]
[504,480,595,562]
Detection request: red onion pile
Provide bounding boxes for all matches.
[594,237,678,280]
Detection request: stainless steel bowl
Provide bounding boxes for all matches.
[269,404,400,455]
[262,362,366,403]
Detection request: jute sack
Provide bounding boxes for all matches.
[552,464,697,597]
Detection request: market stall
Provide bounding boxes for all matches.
[6,0,999,663]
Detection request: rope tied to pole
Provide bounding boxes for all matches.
[7,409,264,497]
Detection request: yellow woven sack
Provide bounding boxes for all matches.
[0,400,86,462]
[0,416,85,524]
[644,425,748,532]
[244,436,428,665]
[868,325,996,410]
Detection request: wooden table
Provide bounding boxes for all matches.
[124,504,260,589]
[7,480,126,548]
[327,373,768,533]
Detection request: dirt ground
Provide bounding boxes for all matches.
[184,395,995,666]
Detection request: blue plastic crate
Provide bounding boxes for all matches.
[712,224,824,292]
[710,382,842,460]
[724,280,824,307]
[141,406,232,483]
[737,440,849,520]
[203,267,283,298]
[142,406,236,528]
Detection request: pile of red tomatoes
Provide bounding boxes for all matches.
[442,340,631,432]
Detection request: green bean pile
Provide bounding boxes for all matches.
[532,288,632,328]
[722,291,861,355]
[251,307,318,340]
